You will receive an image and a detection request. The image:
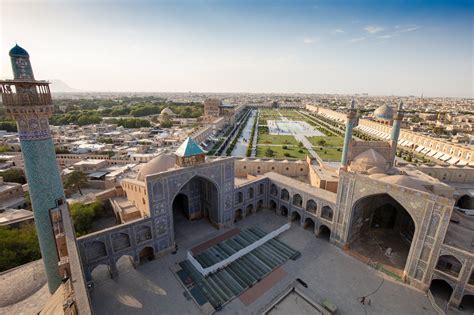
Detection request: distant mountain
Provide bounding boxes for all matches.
[49,79,81,93]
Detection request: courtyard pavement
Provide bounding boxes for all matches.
[90,211,438,315]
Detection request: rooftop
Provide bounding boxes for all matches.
[174,137,205,157]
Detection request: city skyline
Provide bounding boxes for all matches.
[1,0,473,98]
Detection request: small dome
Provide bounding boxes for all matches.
[9,44,29,57]
[161,107,175,116]
[373,104,394,121]
[136,153,175,181]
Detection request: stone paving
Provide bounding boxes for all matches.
[90,211,438,315]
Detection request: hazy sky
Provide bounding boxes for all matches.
[1,0,473,97]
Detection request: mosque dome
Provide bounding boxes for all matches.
[373,104,394,121]
[161,107,175,116]
[350,148,387,172]
[9,44,29,57]
[136,153,175,181]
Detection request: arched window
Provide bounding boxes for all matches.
[270,184,278,196]
[258,183,264,195]
[248,187,254,199]
[435,255,463,278]
[306,199,317,213]
[281,189,289,201]
[292,194,303,207]
[321,206,333,221]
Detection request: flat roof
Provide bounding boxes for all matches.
[0,208,33,225]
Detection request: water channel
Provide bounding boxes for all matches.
[231,110,256,157]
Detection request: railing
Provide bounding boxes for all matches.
[187,223,291,276]
[0,81,52,107]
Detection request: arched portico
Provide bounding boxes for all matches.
[304,217,315,233]
[139,246,155,264]
[116,254,136,274]
[290,211,301,224]
[429,278,453,307]
[347,193,416,275]
[171,175,220,241]
[91,264,113,283]
[457,195,473,210]
[460,295,474,313]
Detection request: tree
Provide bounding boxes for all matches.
[70,200,104,236]
[317,139,327,146]
[282,145,288,150]
[1,168,26,184]
[264,148,274,157]
[298,141,304,148]
[160,118,173,128]
[0,223,41,272]
[55,147,71,154]
[65,171,89,195]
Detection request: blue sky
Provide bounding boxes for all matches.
[1,0,472,97]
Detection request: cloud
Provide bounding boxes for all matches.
[378,34,393,39]
[303,37,319,44]
[348,37,366,43]
[396,25,419,33]
[332,29,345,34]
[364,25,384,34]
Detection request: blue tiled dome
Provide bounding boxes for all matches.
[9,44,29,57]
[373,104,394,121]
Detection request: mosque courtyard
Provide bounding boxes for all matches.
[89,210,436,315]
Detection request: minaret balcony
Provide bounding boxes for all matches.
[0,80,53,110]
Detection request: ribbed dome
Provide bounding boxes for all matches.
[136,153,175,181]
[353,149,387,166]
[374,104,394,120]
[350,148,388,172]
[9,44,29,57]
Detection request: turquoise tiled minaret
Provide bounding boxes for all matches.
[390,100,404,167]
[0,45,64,293]
[340,99,357,170]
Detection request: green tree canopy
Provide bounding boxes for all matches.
[264,148,274,157]
[317,139,327,146]
[0,223,41,272]
[70,200,104,236]
[1,168,26,184]
[65,171,89,195]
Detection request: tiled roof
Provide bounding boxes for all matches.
[175,137,204,157]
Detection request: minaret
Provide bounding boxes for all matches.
[0,45,64,293]
[389,100,404,167]
[340,99,357,170]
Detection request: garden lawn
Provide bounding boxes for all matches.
[313,146,342,161]
[256,145,309,159]
[308,136,343,147]
[257,133,298,145]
